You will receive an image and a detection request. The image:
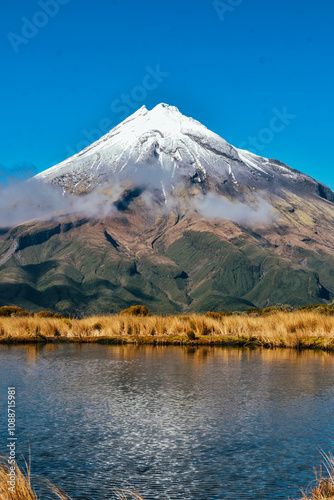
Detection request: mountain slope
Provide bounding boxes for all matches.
[0,204,333,315]
[1,104,333,314]
[35,104,333,205]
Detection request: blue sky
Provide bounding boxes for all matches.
[1,0,334,187]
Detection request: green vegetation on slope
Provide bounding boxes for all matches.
[0,220,332,316]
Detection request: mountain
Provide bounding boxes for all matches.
[35,103,333,202]
[0,103,334,315]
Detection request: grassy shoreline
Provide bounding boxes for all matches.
[1,454,333,499]
[1,311,334,350]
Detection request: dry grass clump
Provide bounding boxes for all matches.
[1,451,334,500]
[0,456,70,500]
[0,457,144,500]
[299,455,334,500]
[0,456,36,500]
[1,310,334,349]
[114,488,145,499]
[215,311,334,348]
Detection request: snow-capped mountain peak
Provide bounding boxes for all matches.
[35,103,239,190]
[34,103,334,204]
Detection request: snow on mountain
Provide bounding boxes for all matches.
[35,103,334,204]
[36,103,235,190]
[2,105,334,314]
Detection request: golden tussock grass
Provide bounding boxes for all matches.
[0,456,143,499]
[0,456,70,500]
[1,311,334,349]
[114,489,145,500]
[0,456,36,500]
[1,454,334,500]
[299,455,334,500]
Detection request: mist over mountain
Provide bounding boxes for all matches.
[0,104,333,314]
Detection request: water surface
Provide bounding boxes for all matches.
[0,344,334,499]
